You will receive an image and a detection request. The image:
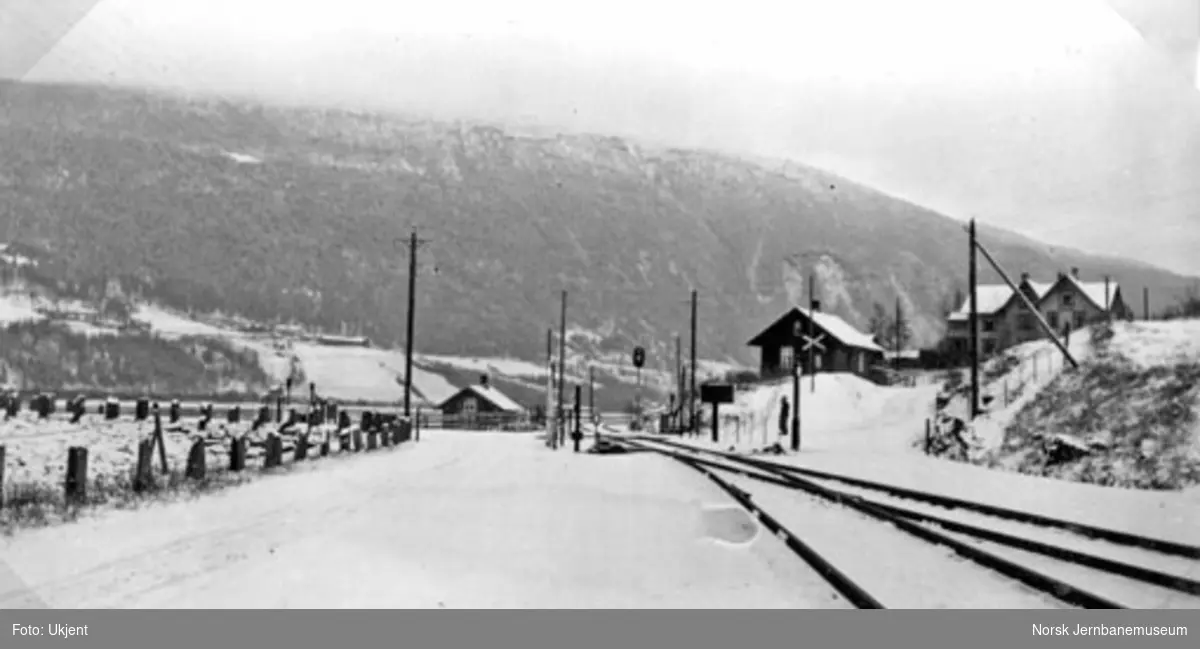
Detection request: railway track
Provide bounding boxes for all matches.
[617,435,1200,609]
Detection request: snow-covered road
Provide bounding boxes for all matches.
[0,431,847,609]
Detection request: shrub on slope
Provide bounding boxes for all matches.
[988,322,1200,490]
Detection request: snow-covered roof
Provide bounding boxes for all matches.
[946,278,1057,321]
[1026,281,1054,297]
[800,307,885,353]
[1062,276,1121,311]
[948,285,1018,320]
[444,383,526,413]
[747,306,884,353]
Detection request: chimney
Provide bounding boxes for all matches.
[480,374,489,387]
[811,299,821,312]
[1020,272,1030,284]
[1071,267,1080,279]
[1056,270,1067,281]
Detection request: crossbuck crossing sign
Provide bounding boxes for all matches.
[800,333,826,353]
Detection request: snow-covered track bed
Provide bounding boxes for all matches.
[622,437,1199,609]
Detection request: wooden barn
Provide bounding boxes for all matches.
[439,375,526,418]
[746,302,886,380]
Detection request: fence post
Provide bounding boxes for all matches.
[264,434,282,469]
[153,412,169,475]
[65,446,88,505]
[924,419,932,455]
[229,437,246,472]
[352,428,364,452]
[367,429,378,451]
[320,436,330,457]
[186,438,207,481]
[572,385,582,452]
[134,439,155,491]
[69,397,85,424]
[0,445,5,509]
[295,433,309,461]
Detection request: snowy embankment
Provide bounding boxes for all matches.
[946,329,1096,453]
[982,319,1200,490]
[0,432,841,608]
[693,373,939,453]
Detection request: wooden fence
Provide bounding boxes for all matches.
[0,396,416,510]
[416,410,537,431]
[416,409,634,432]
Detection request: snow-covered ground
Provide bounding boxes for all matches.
[963,329,1096,451]
[292,343,461,405]
[695,373,940,453]
[1107,319,1200,367]
[0,408,315,492]
[0,432,842,608]
[654,416,1199,553]
[0,293,42,325]
[132,305,230,338]
[716,471,1068,608]
[949,320,1200,455]
[624,362,1200,545]
[416,354,546,378]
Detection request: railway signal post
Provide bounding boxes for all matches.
[632,345,645,430]
[558,290,567,447]
[799,330,825,394]
[700,383,734,444]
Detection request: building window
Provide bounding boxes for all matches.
[462,397,478,414]
[1062,294,1074,307]
[779,345,794,371]
[1047,311,1058,328]
[982,318,995,332]
[1075,310,1087,327]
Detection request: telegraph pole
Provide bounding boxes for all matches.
[791,353,801,452]
[545,328,555,448]
[808,275,816,393]
[588,365,595,426]
[558,290,567,445]
[968,218,980,420]
[402,228,432,418]
[894,296,902,372]
[675,333,682,430]
[1104,275,1112,322]
[689,289,698,433]
[966,224,1077,370]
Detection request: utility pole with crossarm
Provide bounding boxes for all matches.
[397,229,434,419]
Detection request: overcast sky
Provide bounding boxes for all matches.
[6,0,1200,275]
